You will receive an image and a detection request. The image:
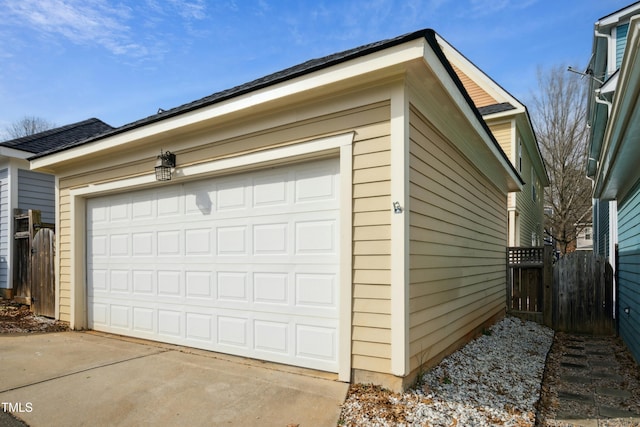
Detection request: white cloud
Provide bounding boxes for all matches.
[2,0,148,56]
[467,0,538,17]
[168,0,207,20]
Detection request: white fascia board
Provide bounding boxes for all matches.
[597,3,640,28]
[425,38,522,192]
[481,106,525,121]
[595,16,640,200]
[0,147,33,160]
[600,70,619,95]
[437,35,523,109]
[31,39,427,171]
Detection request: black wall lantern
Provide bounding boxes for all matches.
[155,150,176,181]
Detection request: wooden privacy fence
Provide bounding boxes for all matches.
[507,247,615,335]
[553,251,614,335]
[507,246,553,325]
[13,209,56,317]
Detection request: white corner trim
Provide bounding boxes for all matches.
[390,81,410,377]
[54,177,61,321]
[338,140,354,382]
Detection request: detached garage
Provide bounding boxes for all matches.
[31,29,522,391]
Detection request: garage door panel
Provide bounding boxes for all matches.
[186,312,213,341]
[217,315,249,348]
[133,307,155,332]
[253,171,289,207]
[185,271,213,299]
[296,323,337,361]
[108,197,131,222]
[157,189,183,217]
[87,158,340,372]
[294,164,338,204]
[254,320,289,354]
[215,178,249,211]
[158,309,182,337]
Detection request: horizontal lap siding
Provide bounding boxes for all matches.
[408,106,507,372]
[56,101,393,364]
[450,64,497,108]
[618,188,640,363]
[488,122,512,162]
[0,169,7,289]
[352,119,392,373]
[516,144,542,247]
[17,170,55,224]
[58,190,71,321]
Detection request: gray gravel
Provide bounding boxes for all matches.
[340,316,554,426]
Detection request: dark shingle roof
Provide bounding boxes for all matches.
[1,118,113,154]
[27,29,523,185]
[31,29,435,159]
[477,102,516,116]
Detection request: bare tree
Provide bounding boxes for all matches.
[3,116,56,141]
[529,64,592,255]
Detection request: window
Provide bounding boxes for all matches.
[584,227,592,240]
[518,137,522,172]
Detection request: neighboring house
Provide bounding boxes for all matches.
[0,118,113,299]
[440,40,549,248]
[575,224,594,251]
[586,1,640,362]
[30,30,522,391]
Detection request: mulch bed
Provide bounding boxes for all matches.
[0,299,69,333]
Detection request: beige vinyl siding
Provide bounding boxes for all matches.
[407,105,508,373]
[56,100,393,363]
[450,64,498,108]
[515,130,544,246]
[488,121,513,161]
[352,125,392,373]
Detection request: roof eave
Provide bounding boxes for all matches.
[594,16,640,200]
[430,33,523,192]
[0,147,34,160]
[31,37,430,171]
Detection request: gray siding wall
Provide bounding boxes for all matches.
[18,169,55,224]
[618,186,640,364]
[0,169,8,288]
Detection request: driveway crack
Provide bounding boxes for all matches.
[0,349,172,394]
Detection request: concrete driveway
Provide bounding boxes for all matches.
[0,332,349,426]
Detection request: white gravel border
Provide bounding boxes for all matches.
[340,316,554,426]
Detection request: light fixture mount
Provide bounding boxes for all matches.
[155,150,176,181]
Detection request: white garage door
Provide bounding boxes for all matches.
[87,158,340,372]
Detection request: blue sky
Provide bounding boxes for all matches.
[0,0,633,134]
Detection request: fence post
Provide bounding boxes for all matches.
[543,245,553,328]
